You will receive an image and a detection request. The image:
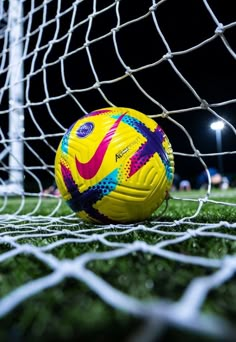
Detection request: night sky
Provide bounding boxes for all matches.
[1,0,236,188]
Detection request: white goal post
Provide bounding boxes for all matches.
[0,0,236,340]
[6,0,24,192]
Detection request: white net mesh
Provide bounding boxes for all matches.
[0,0,236,340]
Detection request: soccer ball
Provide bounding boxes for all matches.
[55,107,174,224]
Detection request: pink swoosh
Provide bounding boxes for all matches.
[75,113,125,179]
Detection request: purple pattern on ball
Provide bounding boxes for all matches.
[128,123,168,178]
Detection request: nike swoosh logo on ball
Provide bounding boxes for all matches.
[75,113,125,180]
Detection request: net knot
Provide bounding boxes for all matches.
[20,244,35,253]
[67,28,74,35]
[61,260,77,275]
[83,40,90,48]
[194,149,200,157]
[62,229,70,234]
[174,220,181,226]
[223,256,236,270]
[215,23,224,35]
[220,221,230,228]
[200,99,209,109]
[111,27,119,33]
[59,55,66,62]
[125,67,132,75]
[161,111,169,118]
[1,235,14,243]
[93,81,100,89]
[133,240,148,252]
[199,196,208,204]
[163,52,173,60]
[187,229,197,237]
[88,13,96,19]
[149,4,158,12]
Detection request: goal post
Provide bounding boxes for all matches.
[0,0,24,194]
[8,0,24,191]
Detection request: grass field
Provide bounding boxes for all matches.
[0,189,235,341]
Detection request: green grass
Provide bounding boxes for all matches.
[0,190,235,341]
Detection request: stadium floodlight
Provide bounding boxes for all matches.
[210,121,225,131]
[210,121,225,174]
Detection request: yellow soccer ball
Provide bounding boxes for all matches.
[55,107,174,223]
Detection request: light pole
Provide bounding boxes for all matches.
[210,120,225,175]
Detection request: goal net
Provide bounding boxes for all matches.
[0,0,236,340]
